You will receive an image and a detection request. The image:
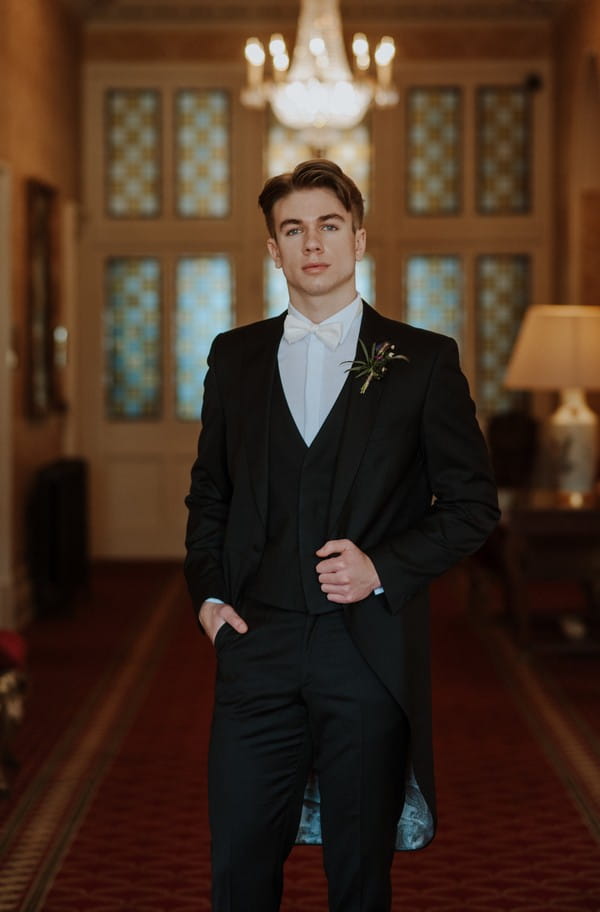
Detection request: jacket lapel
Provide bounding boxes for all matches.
[242,313,286,528]
[328,303,388,531]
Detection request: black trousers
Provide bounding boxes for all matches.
[208,601,409,912]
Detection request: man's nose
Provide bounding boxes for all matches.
[304,227,322,251]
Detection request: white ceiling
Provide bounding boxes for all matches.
[67,0,566,24]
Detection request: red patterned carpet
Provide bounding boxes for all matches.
[1,562,599,911]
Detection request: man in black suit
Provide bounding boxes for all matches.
[184,159,499,912]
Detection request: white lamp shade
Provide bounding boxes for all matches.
[504,305,600,391]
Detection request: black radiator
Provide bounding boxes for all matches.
[27,458,89,616]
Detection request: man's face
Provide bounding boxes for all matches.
[266,187,366,319]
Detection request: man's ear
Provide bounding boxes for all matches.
[354,227,367,262]
[266,237,282,268]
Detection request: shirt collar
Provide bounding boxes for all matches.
[286,294,362,345]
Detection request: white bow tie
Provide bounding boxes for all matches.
[283,313,343,351]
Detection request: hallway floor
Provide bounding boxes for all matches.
[1,561,599,911]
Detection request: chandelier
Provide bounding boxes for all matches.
[241,0,398,136]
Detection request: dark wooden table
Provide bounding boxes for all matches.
[503,490,600,652]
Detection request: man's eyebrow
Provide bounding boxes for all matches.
[278,217,302,231]
[278,213,346,231]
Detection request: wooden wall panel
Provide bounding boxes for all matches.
[580,189,600,308]
[4,0,82,580]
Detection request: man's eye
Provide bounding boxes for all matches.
[322,224,338,231]
[286,227,302,236]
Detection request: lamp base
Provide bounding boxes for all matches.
[548,388,598,494]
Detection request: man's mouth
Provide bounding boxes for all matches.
[303,263,328,273]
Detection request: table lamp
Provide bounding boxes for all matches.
[504,305,600,496]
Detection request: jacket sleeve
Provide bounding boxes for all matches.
[365,336,500,612]
[184,337,232,615]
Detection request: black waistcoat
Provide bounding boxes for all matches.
[247,366,351,614]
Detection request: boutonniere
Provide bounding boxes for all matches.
[343,340,409,394]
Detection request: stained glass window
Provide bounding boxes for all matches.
[263,254,375,319]
[405,256,463,345]
[267,117,371,210]
[476,255,530,413]
[264,259,288,318]
[175,90,230,218]
[175,256,234,421]
[356,256,375,307]
[407,88,461,215]
[477,87,531,214]
[105,258,161,419]
[105,90,161,218]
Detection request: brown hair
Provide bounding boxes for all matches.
[258,159,365,238]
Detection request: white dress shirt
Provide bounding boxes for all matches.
[279,294,383,595]
[278,295,363,446]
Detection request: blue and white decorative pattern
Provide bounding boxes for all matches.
[296,765,434,851]
[175,90,230,218]
[105,90,161,218]
[175,256,234,420]
[405,255,463,345]
[476,254,530,413]
[477,87,531,214]
[105,258,162,418]
[407,88,461,215]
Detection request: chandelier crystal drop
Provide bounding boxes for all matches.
[241,0,398,134]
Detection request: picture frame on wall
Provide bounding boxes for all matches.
[26,178,57,420]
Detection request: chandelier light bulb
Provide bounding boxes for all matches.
[269,33,287,57]
[309,36,326,57]
[352,32,370,71]
[245,38,265,67]
[374,37,396,67]
[242,37,266,100]
[352,33,369,57]
[273,52,290,73]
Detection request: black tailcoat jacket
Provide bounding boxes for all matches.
[185,302,500,851]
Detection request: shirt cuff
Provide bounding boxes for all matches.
[373,587,384,596]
